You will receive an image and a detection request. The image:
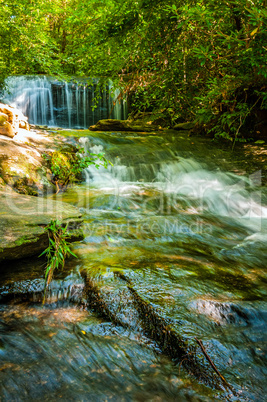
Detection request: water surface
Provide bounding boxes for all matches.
[1,131,266,401]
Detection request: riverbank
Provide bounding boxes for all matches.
[0,124,84,262]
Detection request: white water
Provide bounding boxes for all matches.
[80,137,267,232]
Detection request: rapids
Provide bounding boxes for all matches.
[0,130,266,401]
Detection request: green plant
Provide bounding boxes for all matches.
[43,146,111,192]
[204,95,261,148]
[40,219,77,303]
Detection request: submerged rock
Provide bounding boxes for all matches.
[81,267,225,391]
[0,191,83,262]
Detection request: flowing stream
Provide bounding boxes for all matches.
[0,130,266,401]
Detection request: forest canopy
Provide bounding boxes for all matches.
[0,0,266,140]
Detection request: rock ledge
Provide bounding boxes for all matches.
[89,119,159,132]
[0,191,83,262]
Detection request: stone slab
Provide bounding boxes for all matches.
[0,191,83,262]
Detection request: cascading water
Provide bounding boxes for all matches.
[82,136,266,227]
[1,76,128,129]
[1,131,266,401]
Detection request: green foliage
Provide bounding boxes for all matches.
[39,219,77,303]
[43,146,110,192]
[0,0,62,82]
[1,0,266,139]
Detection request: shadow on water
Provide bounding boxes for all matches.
[1,131,267,401]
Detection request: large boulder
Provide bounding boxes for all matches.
[0,103,30,138]
[0,111,15,138]
[0,191,83,262]
[0,120,15,138]
[0,127,75,195]
[0,129,54,195]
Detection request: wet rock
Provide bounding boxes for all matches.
[83,273,142,331]
[82,268,224,390]
[0,278,46,303]
[89,119,158,132]
[0,276,85,304]
[0,303,212,401]
[192,299,267,327]
[0,191,84,262]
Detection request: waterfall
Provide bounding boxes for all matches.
[2,76,128,129]
[76,85,79,127]
[108,84,124,120]
[64,82,72,127]
[83,85,87,128]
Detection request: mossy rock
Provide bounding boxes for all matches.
[0,191,84,262]
[173,122,195,131]
[89,119,158,132]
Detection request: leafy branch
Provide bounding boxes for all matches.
[40,220,77,303]
[43,146,111,193]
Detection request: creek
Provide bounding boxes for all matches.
[0,130,266,401]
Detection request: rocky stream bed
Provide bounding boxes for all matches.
[0,126,266,401]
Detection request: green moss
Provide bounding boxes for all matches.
[49,129,92,137]
[42,146,109,193]
[14,235,35,247]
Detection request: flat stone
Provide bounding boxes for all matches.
[0,191,83,262]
